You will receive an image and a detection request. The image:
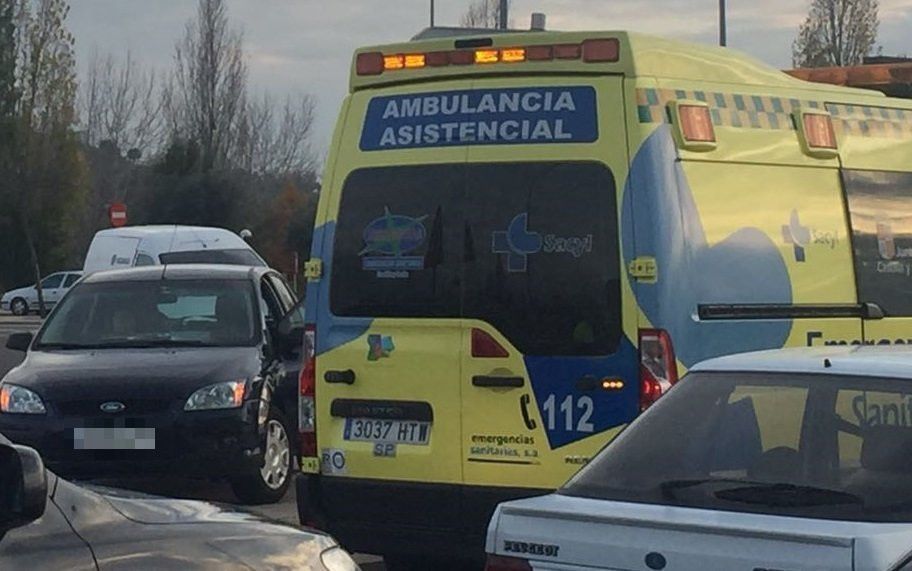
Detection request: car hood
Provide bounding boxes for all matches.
[50,478,339,570]
[2,347,262,404]
[1,286,32,301]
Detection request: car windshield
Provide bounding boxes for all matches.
[562,371,912,523]
[35,279,258,349]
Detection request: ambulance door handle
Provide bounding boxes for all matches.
[325,370,356,385]
[472,375,525,388]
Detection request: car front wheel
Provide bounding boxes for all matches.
[10,298,28,316]
[230,408,293,505]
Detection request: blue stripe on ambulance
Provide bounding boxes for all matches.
[306,221,372,356]
[621,126,793,368]
[525,337,639,449]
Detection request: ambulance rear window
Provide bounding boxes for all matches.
[331,162,621,356]
[844,170,912,317]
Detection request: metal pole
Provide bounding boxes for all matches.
[499,0,509,30]
[719,0,727,46]
[430,0,435,27]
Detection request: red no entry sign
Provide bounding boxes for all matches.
[109,202,128,228]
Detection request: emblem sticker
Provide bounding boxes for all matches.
[367,334,395,361]
[360,207,428,278]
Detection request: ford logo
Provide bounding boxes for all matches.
[100,401,126,414]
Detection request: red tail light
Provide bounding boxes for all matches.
[472,328,509,358]
[485,555,532,571]
[639,329,678,412]
[299,325,317,457]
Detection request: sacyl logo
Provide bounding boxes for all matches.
[492,213,593,272]
[781,209,811,262]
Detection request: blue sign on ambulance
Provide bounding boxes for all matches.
[360,86,598,151]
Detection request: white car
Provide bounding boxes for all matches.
[0,271,82,315]
[486,347,912,571]
[82,225,265,274]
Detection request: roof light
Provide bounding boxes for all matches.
[803,113,838,150]
[383,54,405,71]
[582,38,620,62]
[449,50,474,65]
[526,45,553,61]
[475,49,499,64]
[501,48,526,63]
[679,104,716,143]
[355,52,384,76]
[553,44,581,59]
[404,54,426,69]
[426,51,449,67]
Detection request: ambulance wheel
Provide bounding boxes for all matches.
[231,409,293,505]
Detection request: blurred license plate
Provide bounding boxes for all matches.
[73,427,156,450]
[343,418,430,445]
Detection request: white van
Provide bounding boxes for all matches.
[83,226,265,274]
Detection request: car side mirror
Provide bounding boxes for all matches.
[0,444,48,536]
[5,332,33,353]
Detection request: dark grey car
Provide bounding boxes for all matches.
[0,432,359,570]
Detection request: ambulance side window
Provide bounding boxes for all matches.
[844,170,912,316]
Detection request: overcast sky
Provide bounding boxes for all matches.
[68,0,912,153]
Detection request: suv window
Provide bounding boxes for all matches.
[844,170,912,316]
[331,162,620,356]
[63,274,80,288]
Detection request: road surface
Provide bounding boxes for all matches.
[0,314,385,569]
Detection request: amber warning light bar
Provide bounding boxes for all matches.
[357,38,620,76]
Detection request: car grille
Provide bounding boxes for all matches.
[53,398,175,417]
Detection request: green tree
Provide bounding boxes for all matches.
[793,0,880,67]
[0,0,86,307]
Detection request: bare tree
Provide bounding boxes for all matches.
[793,0,880,67]
[81,50,163,154]
[460,0,509,28]
[236,93,315,175]
[170,0,246,172]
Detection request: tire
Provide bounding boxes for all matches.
[10,298,28,316]
[230,408,293,505]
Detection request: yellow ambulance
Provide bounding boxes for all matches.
[295,29,912,568]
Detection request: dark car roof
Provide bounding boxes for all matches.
[83,265,271,284]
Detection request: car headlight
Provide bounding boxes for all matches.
[184,380,246,411]
[0,384,47,414]
[320,547,359,571]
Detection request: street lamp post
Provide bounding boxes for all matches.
[499,0,509,30]
[430,0,435,27]
[719,0,727,46]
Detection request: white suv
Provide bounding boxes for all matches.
[486,347,912,571]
